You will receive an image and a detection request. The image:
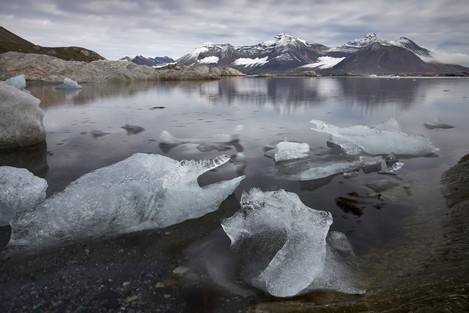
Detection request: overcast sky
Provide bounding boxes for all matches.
[2,0,469,65]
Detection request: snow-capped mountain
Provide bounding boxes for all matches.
[120,55,175,67]
[177,33,468,75]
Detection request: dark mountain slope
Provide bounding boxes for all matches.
[0,26,104,62]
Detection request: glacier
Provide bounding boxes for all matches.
[264,141,310,162]
[221,188,363,298]
[310,118,439,156]
[0,83,46,149]
[0,166,47,226]
[8,153,244,251]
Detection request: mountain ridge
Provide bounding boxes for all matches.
[177,33,468,76]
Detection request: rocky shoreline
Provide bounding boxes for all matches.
[0,51,244,83]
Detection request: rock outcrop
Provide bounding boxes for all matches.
[0,83,45,149]
[0,51,244,83]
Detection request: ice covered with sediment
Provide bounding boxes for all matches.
[0,83,45,149]
[56,77,82,89]
[0,167,47,226]
[265,141,310,162]
[221,189,362,297]
[310,118,439,156]
[3,74,26,90]
[8,153,244,251]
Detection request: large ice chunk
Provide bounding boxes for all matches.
[8,153,244,251]
[0,166,47,226]
[221,188,362,297]
[56,77,82,89]
[264,141,310,162]
[310,118,439,156]
[0,83,45,149]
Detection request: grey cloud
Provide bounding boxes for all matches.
[1,0,468,65]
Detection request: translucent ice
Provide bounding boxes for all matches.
[310,118,439,156]
[159,125,243,152]
[8,153,244,251]
[0,83,45,149]
[0,166,47,226]
[56,77,82,89]
[264,141,310,162]
[221,188,362,297]
[3,74,26,90]
[424,119,454,129]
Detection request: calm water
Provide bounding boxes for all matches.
[3,76,469,311]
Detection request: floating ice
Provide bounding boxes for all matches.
[56,77,82,89]
[424,119,454,129]
[0,83,45,149]
[310,118,439,156]
[3,74,26,90]
[298,156,383,181]
[264,141,310,162]
[221,188,363,297]
[159,125,243,152]
[0,166,47,226]
[8,153,244,251]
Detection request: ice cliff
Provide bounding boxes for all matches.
[0,166,47,226]
[310,118,439,156]
[222,188,363,297]
[0,83,45,149]
[8,153,244,251]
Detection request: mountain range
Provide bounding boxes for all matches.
[176,33,468,76]
[119,55,175,67]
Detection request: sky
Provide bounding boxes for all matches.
[2,0,469,66]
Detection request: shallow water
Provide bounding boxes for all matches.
[2,76,469,311]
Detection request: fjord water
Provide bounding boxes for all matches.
[4,77,469,311]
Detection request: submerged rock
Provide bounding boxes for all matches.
[8,153,244,252]
[0,83,45,149]
[221,188,363,297]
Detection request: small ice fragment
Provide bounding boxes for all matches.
[424,119,454,129]
[265,141,310,162]
[4,75,26,90]
[8,153,244,251]
[0,166,47,226]
[221,188,363,297]
[56,78,82,89]
[310,118,439,156]
[159,125,243,145]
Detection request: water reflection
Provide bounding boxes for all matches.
[0,142,48,178]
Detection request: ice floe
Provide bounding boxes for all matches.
[159,125,243,152]
[264,141,310,162]
[56,77,82,89]
[0,166,47,226]
[310,118,439,156]
[221,188,363,297]
[8,153,244,251]
[424,119,454,129]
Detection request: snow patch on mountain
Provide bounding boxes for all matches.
[303,56,345,69]
[199,56,219,64]
[233,56,269,67]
